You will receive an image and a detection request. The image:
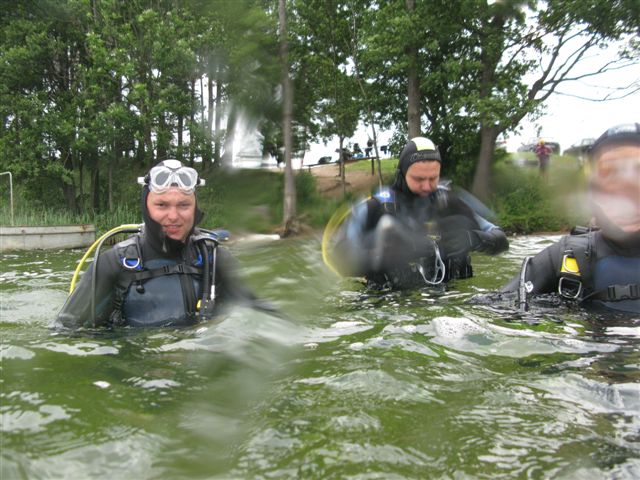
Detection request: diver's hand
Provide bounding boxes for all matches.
[371,215,434,271]
[472,228,509,254]
[437,215,480,257]
[439,230,479,257]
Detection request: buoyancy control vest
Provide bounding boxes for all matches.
[109,230,221,326]
[555,231,640,313]
[364,186,473,289]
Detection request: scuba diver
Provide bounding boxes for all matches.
[324,136,509,289]
[56,159,269,329]
[501,123,640,313]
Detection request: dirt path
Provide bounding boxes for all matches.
[309,163,383,198]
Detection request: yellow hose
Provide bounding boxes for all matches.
[321,203,353,277]
[69,224,142,293]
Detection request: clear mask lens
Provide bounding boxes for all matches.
[147,166,200,193]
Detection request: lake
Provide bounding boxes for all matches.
[1,234,638,478]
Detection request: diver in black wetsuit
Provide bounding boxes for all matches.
[56,160,266,329]
[325,137,509,289]
[501,123,640,313]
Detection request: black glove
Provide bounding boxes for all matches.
[439,229,480,257]
[370,215,436,271]
[437,215,480,257]
[472,228,509,254]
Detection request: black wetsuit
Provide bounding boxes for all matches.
[56,227,259,328]
[330,186,509,289]
[56,185,265,329]
[501,230,640,313]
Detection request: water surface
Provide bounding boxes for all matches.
[1,235,638,478]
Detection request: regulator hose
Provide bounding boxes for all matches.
[69,224,142,294]
[518,256,533,312]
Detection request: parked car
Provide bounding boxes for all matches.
[318,156,334,164]
[564,138,595,157]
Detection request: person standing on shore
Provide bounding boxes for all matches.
[534,139,553,179]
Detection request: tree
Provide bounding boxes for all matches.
[469,0,640,200]
[279,0,297,235]
[289,0,361,194]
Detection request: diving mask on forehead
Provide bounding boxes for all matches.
[137,159,205,194]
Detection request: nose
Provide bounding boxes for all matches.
[422,182,435,193]
[166,206,180,221]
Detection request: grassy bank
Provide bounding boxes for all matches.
[490,152,588,233]
[0,153,588,236]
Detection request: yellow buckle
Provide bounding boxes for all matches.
[561,255,580,276]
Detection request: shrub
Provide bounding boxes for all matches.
[491,157,586,234]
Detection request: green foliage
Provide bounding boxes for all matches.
[290,0,363,145]
[1,153,590,237]
[197,168,280,233]
[1,0,280,212]
[491,154,587,234]
[344,157,397,188]
[2,0,637,227]
[0,201,139,236]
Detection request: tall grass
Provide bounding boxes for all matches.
[0,204,140,236]
[491,154,588,234]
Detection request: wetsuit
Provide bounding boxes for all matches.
[501,230,640,313]
[56,185,265,329]
[56,226,260,328]
[330,185,509,289]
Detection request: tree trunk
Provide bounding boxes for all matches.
[141,104,153,168]
[471,13,505,202]
[339,136,346,197]
[189,78,196,167]
[370,127,383,187]
[108,145,114,212]
[279,0,297,236]
[157,113,167,161]
[471,125,499,201]
[177,114,184,162]
[78,153,85,212]
[205,75,214,169]
[214,69,222,166]
[220,105,236,169]
[61,146,78,213]
[405,0,420,138]
[91,159,100,212]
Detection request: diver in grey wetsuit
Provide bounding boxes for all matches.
[57,160,266,328]
[501,123,640,314]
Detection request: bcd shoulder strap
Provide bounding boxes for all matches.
[556,233,593,300]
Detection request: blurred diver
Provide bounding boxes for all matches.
[502,123,640,313]
[323,137,509,289]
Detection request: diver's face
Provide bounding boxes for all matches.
[591,144,640,233]
[147,188,196,242]
[405,161,441,197]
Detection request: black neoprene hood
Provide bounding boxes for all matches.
[590,123,640,158]
[392,136,441,195]
[398,137,441,175]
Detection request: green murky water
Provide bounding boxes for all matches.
[1,235,639,479]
